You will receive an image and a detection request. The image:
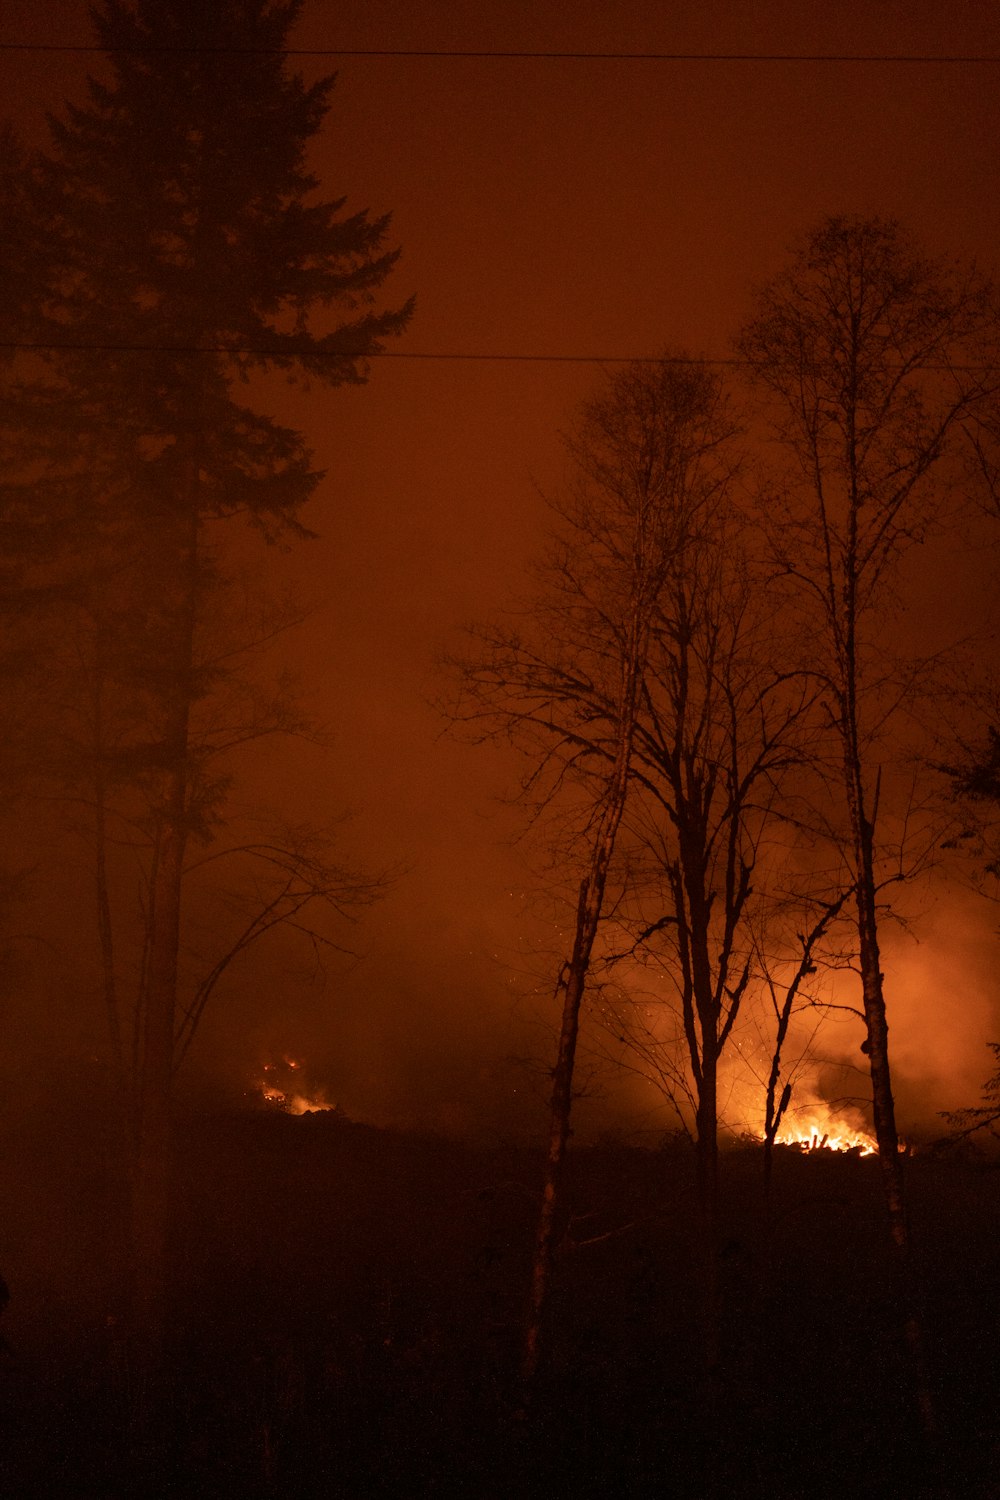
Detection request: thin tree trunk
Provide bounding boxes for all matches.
[521,812,631,1384]
[132,763,187,1336]
[521,629,643,1387]
[696,1037,721,1387]
[92,659,125,1100]
[846,760,937,1441]
[129,499,199,1413]
[762,1080,791,1211]
[838,487,937,1439]
[521,883,601,1386]
[761,888,851,1206]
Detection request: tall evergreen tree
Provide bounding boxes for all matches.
[1,0,411,1373]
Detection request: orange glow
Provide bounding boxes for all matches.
[254,1058,336,1116]
[283,1091,336,1116]
[772,1099,877,1156]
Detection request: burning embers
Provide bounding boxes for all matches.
[772,1098,877,1156]
[254,1056,336,1116]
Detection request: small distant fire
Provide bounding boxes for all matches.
[254,1055,336,1116]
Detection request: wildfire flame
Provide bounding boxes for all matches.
[255,1057,336,1116]
[773,1100,877,1156]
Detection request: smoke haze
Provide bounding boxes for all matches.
[3,0,1000,1142]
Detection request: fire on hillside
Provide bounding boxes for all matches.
[252,1056,336,1116]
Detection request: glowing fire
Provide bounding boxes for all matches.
[255,1056,336,1116]
[773,1099,876,1156]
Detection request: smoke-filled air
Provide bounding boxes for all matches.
[2,2,1000,1496]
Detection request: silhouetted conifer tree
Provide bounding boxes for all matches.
[0,0,411,1398]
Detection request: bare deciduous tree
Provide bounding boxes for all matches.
[738,212,993,1439]
[451,357,736,1383]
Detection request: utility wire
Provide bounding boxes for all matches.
[1,44,999,63]
[0,339,739,365]
[1,340,991,373]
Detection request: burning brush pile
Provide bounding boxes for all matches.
[771,1094,877,1155]
[252,1055,337,1117]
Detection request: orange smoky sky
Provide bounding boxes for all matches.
[3,0,1000,1138]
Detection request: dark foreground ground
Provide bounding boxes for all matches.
[0,1096,998,1498]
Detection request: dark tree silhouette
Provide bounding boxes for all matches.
[739,213,992,1442]
[0,0,411,1389]
[941,1042,1000,1146]
[451,358,786,1383]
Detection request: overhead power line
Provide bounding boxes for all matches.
[0,341,990,374]
[1,43,999,63]
[0,339,740,365]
